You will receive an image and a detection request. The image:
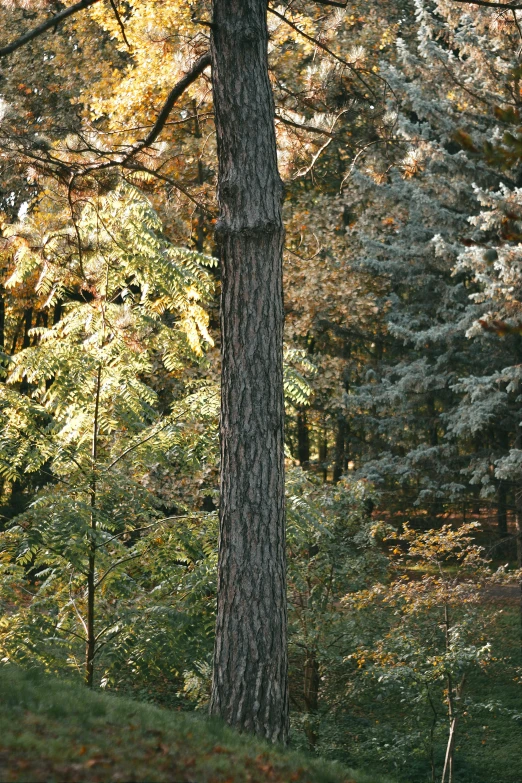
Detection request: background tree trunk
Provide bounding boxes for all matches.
[333,414,347,483]
[209,0,289,743]
[303,650,320,750]
[497,480,508,537]
[297,408,311,468]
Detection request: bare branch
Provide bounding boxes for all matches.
[108,0,130,48]
[294,136,333,178]
[79,53,211,175]
[312,0,348,6]
[126,165,216,215]
[449,0,522,9]
[94,514,204,549]
[512,9,522,42]
[94,546,152,589]
[104,412,185,472]
[0,0,102,59]
[275,113,335,136]
[119,53,211,164]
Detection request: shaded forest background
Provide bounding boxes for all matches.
[1,1,522,782]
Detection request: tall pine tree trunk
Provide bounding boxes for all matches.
[209,0,289,743]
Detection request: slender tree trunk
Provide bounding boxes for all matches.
[19,308,33,395]
[497,480,508,537]
[0,287,4,505]
[297,408,310,467]
[303,649,320,750]
[515,431,522,658]
[319,423,328,483]
[441,607,465,783]
[333,414,347,483]
[85,364,101,687]
[441,715,457,783]
[0,285,5,353]
[209,0,288,743]
[192,99,206,253]
[21,308,32,349]
[515,485,522,658]
[53,299,62,325]
[472,488,481,516]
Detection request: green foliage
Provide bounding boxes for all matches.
[340,524,519,782]
[285,468,387,749]
[0,182,219,693]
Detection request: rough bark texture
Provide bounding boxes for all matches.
[209,0,289,743]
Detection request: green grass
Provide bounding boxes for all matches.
[0,665,394,783]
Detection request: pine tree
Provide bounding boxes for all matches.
[343,0,522,531]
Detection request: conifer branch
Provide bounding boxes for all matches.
[0,0,102,59]
[268,7,380,100]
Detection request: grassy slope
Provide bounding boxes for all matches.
[0,666,394,783]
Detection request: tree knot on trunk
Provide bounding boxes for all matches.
[215,218,284,238]
[212,19,265,43]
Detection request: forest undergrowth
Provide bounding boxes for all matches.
[349,602,522,783]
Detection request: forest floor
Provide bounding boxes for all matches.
[0,666,395,783]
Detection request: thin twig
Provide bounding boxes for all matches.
[105,413,184,472]
[94,617,123,642]
[125,165,215,215]
[294,136,333,178]
[0,0,102,59]
[69,578,89,637]
[94,546,152,589]
[67,174,85,279]
[94,514,202,548]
